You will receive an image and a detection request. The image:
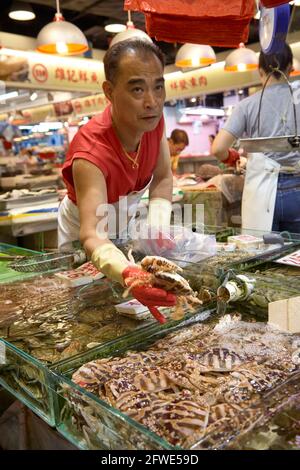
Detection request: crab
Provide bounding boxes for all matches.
[140,255,183,274]
[124,252,202,320]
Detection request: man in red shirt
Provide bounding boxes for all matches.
[58,39,176,319]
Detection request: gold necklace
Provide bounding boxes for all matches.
[120,139,142,169]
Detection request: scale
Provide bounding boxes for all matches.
[240,135,300,153]
[241,5,300,156]
[259,3,290,55]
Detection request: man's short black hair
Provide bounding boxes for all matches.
[104,39,165,84]
[259,42,293,80]
[170,129,189,146]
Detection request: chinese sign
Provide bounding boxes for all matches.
[165,64,259,100]
[0,47,260,98]
[0,47,104,93]
[169,75,207,92]
[22,93,108,123]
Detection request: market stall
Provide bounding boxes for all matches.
[0,226,299,449]
[1,0,300,454]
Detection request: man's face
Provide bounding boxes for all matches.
[169,140,186,156]
[104,50,165,134]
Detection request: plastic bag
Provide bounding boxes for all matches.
[125,0,254,47]
[129,224,217,266]
[125,0,254,18]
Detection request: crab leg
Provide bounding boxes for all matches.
[148,306,167,324]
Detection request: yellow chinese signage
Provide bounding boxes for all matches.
[21,94,109,123]
[0,46,262,124]
[0,47,261,97]
[165,62,260,100]
[0,47,104,93]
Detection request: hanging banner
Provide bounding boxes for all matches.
[0,44,264,124]
[21,93,109,123]
[0,47,104,93]
[0,46,261,98]
[164,64,259,100]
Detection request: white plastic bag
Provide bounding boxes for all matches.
[130,224,216,266]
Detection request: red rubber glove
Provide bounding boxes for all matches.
[223,148,240,167]
[122,266,176,323]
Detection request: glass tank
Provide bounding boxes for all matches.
[53,309,300,449]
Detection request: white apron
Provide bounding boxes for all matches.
[242,153,280,232]
[58,176,153,251]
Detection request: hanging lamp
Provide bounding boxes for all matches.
[36,0,88,55]
[175,43,216,68]
[224,43,258,72]
[9,2,35,21]
[109,11,152,47]
[104,23,127,33]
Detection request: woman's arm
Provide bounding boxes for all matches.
[212,129,237,162]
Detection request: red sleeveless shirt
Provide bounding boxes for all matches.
[62,106,164,204]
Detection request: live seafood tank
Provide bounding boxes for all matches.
[0,274,173,425]
[225,378,300,450]
[53,310,300,450]
[134,226,300,295]
[226,271,300,319]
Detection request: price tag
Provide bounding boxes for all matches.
[275,249,300,267]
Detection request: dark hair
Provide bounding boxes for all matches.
[209,134,215,141]
[259,43,293,80]
[104,39,165,84]
[170,129,189,146]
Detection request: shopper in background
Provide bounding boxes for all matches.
[58,39,176,318]
[168,129,189,173]
[19,148,39,172]
[208,134,215,153]
[212,43,300,233]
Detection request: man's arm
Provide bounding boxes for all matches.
[73,158,111,257]
[147,131,173,229]
[73,158,176,314]
[73,158,131,285]
[149,131,173,201]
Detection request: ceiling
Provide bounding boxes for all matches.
[1,1,300,64]
[1,1,300,120]
[0,0,267,66]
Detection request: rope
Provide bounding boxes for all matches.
[257,67,298,137]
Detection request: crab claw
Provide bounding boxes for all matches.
[148,306,167,324]
[132,286,176,307]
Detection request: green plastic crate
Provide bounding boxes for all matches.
[0,243,42,283]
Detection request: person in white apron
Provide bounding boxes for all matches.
[58,39,176,317]
[212,43,300,233]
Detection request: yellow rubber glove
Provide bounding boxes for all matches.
[147,198,172,229]
[91,243,130,285]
